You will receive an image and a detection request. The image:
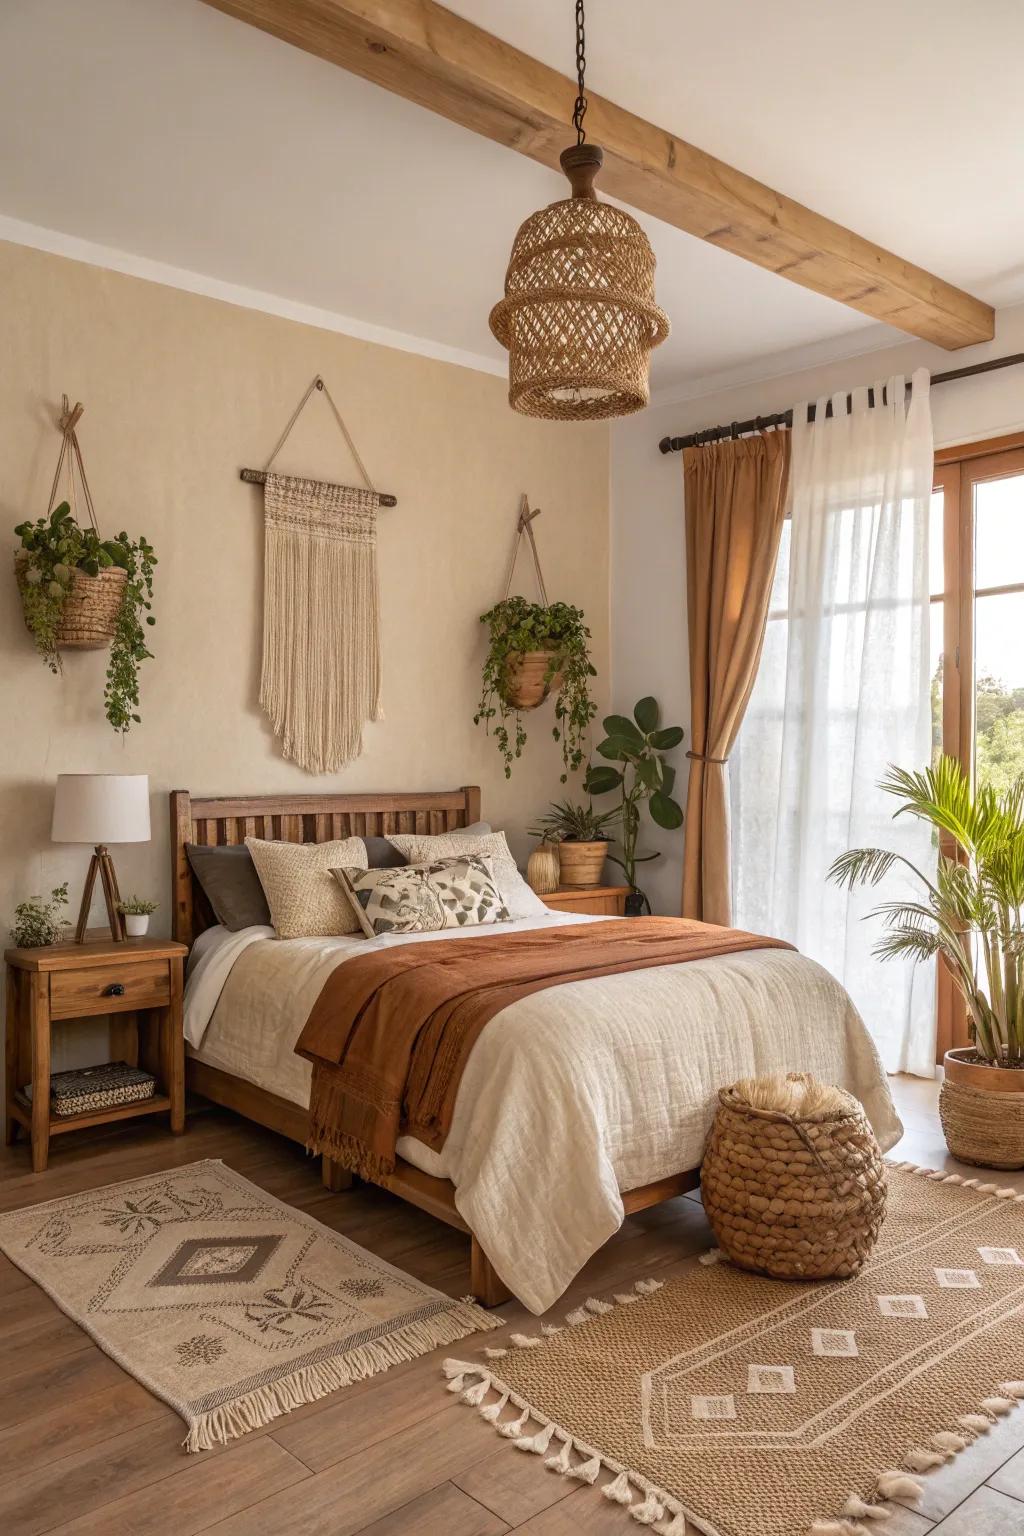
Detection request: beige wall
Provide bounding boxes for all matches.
[611,301,1024,915]
[0,240,609,1071]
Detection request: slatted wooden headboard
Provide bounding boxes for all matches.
[169,786,482,948]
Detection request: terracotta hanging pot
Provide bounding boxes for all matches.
[503,649,564,711]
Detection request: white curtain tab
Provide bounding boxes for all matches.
[731,368,936,1076]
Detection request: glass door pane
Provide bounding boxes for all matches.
[973,469,1024,791]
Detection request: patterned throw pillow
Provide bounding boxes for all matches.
[333,855,510,938]
[245,836,368,939]
[385,830,548,920]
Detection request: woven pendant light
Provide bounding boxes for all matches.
[489,3,669,421]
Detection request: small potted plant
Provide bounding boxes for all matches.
[14,500,157,733]
[117,896,158,938]
[585,697,685,913]
[10,884,69,948]
[830,756,1024,1169]
[529,800,619,887]
[475,596,596,781]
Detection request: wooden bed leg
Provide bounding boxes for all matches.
[470,1235,511,1307]
[322,1157,354,1192]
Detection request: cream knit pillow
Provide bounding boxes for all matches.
[385,830,548,920]
[245,836,368,939]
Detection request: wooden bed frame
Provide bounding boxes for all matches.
[171,786,699,1305]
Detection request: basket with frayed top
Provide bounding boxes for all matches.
[701,1072,887,1280]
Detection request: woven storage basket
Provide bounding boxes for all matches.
[701,1074,887,1280]
[940,1050,1024,1169]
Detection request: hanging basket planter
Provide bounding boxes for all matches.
[13,395,157,732]
[474,496,596,780]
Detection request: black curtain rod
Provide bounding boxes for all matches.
[657,351,1024,455]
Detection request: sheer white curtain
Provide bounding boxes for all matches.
[731,369,936,1075]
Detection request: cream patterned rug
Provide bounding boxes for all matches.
[444,1164,1024,1536]
[0,1159,496,1451]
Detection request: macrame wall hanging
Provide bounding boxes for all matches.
[241,375,397,775]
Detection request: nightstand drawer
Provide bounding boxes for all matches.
[50,959,170,1019]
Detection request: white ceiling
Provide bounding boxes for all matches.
[2,0,1023,399]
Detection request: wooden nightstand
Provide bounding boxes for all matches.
[542,885,630,916]
[4,936,187,1172]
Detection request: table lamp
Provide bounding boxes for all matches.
[51,774,151,943]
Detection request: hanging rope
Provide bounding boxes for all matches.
[501,494,549,605]
[47,395,100,529]
[263,374,377,493]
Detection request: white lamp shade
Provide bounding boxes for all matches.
[51,774,151,845]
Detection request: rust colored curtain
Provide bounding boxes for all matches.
[682,432,790,923]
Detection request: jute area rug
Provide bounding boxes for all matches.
[0,1159,496,1451]
[444,1163,1024,1536]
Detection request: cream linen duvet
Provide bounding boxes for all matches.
[184,913,902,1313]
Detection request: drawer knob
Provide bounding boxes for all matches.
[103,982,126,997]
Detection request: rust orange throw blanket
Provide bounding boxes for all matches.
[296,917,792,1181]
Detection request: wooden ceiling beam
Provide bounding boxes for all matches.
[202,0,994,350]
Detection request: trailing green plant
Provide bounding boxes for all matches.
[11,883,69,948]
[474,596,596,781]
[829,755,1024,1067]
[14,501,157,733]
[116,895,159,916]
[529,798,619,844]
[585,696,685,897]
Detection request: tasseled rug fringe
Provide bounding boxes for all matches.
[184,1298,497,1452]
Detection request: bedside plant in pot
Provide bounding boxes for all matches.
[529,800,619,888]
[116,896,158,938]
[11,884,69,948]
[475,596,596,781]
[829,756,1024,1169]
[584,697,684,914]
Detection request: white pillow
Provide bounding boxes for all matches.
[386,829,549,919]
[245,836,368,939]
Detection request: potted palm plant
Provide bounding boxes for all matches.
[829,756,1024,1169]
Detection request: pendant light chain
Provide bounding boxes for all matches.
[572,0,587,144]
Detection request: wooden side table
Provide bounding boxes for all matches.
[4,936,187,1172]
[542,884,630,916]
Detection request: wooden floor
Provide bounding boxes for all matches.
[1,1077,1023,1536]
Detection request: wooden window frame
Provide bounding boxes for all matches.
[932,429,1024,1057]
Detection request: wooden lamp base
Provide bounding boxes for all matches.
[75,844,126,943]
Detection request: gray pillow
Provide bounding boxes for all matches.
[362,836,409,869]
[185,844,271,932]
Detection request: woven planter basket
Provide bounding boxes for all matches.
[503,650,563,710]
[939,1049,1024,1169]
[55,567,127,648]
[701,1074,887,1280]
[556,840,607,888]
[16,561,127,651]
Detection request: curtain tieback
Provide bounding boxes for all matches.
[686,750,729,765]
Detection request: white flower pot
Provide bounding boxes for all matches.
[124,913,150,937]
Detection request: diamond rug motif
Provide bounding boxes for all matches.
[0,1159,496,1450]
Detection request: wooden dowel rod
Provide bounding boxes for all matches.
[239,468,397,507]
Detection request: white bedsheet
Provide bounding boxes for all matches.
[185,917,902,1313]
